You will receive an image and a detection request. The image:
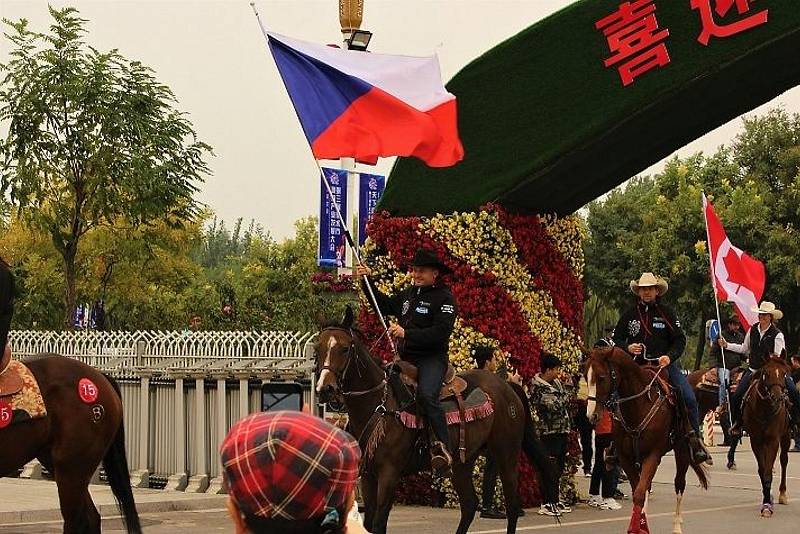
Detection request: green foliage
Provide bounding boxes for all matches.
[0,7,211,325]
[585,109,800,366]
[0,210,355,332]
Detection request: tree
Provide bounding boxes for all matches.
[585,109,800,367]
[0,7,211,327]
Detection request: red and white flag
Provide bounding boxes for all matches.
[702,193,766,328]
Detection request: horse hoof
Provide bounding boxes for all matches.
[760,503,773,517]
[779,493,788,505]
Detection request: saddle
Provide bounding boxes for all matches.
[0,349,23,398]
[393,360,468,400]
[390,360,471,463]
[698,367,745,393]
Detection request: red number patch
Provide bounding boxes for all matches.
[78,378,99,404]
[0,399,13,429]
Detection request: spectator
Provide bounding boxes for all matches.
[587,409,621,510]
[709,316,745,410]
[792,355,800,452]
[530,353,572,516]
[221,411,367,534]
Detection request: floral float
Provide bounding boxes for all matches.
[357,204,586,508]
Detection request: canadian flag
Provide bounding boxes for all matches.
[702,193,766,328]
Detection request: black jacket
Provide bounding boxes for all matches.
[362,279,456,361]
[0,260,14,353]
[613,299,686,364]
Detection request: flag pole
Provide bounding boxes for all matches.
[702,191,734,430]
[249,3,398,359]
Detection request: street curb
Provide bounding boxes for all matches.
[0,495,228,525]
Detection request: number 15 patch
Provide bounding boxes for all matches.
[78,378,99,404]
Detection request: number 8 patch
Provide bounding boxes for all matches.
[78,378,99,404]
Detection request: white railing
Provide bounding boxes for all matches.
[8,330,319,493]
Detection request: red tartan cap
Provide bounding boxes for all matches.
[220,411,361,520]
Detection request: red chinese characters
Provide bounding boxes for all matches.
[691,0,768,45]
[596,0,671,87]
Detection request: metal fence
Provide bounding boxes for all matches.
[8,330,317,493]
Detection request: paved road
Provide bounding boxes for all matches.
[2,436,800,533]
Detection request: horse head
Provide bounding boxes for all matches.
[315,305,385,409]
[758,357,792,411]
[585,346,617,424]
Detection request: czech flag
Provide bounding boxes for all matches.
[267,32,464,167]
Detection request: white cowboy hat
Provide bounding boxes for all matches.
[629,272,668,296]
[751,301,783,321]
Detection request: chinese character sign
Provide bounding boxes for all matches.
[596,0,671,86]
[691,0,768,45]
[358,173,385,246]
[319,168,348,268]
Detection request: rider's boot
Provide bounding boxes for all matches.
[430,441,453,474]
[687,431,710,464]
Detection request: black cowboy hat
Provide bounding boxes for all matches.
[411,248,451,274]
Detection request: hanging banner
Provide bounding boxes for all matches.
[319,168,348,268]
[358,173,385,246]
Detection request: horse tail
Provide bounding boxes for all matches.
[508,382,560,504]
[102,374,143,534]
[691,458,710,490]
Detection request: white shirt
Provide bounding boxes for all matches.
[725,324,785,370]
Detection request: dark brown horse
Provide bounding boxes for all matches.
[742,358,791,517]
[0,353,141,533]
[586,347,708,534]
[687,368,740,468]
[315,307,539,534]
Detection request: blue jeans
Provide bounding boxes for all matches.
[415,355,449,444]
[666,363,700,434]
[717,367,730,406]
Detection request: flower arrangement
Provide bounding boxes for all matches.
[358,204,585,508]
[310,271,355,293]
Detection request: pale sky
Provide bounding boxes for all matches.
[2,1,799,238]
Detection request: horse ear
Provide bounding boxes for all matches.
[342,305,355,328]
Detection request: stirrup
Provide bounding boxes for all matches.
[430,441,452,473]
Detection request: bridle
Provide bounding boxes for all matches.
[318,327,387,398]
[587,346,667,469]
[754,364,789,415]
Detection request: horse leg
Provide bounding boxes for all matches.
[495,452,521,534]
[672,443,691,534]
[361,472,378,531]
[779,433,790,505]
[755,443,775,516]
[371,464,403,534]
[54,470,96,534]
[451,461,480,534]
[629,454,661,534]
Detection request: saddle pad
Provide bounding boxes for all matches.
[397,387,494,429]
[0,361,47,430]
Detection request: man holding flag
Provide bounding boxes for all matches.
[718,302,800,435]
[703,193,800,435]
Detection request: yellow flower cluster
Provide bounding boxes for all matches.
[541,214,587,279]
[422,211,583,372]
[448,319,502,372]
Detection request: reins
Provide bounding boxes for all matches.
[588,347,668,470]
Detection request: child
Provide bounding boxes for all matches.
[587,409,621,510]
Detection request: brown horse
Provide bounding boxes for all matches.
[586,347,708,534]
[315,307,541,534]
[0,353,140,533]
[742,358,791,517]
[687,368,740,468]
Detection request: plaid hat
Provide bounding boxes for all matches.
[220,411,361,521]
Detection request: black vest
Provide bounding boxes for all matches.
[748,324,781,370]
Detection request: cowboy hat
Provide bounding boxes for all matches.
[751,301,783,321]
[629,272,668,296]
[411,248,451,274]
